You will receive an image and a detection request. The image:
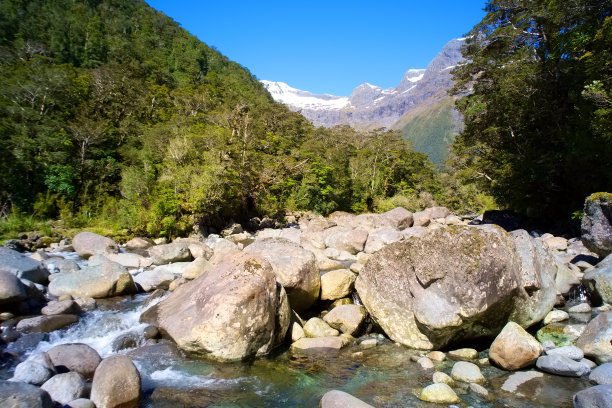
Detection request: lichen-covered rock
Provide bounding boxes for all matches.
[72,232,119,259]
[244,238,319,312]
[90,355,141,408]
[577,311,612,364]
[582,192,612,257]
[508,230,557,327]
[355,225,521,349]
[489,321,542,370]
[48,260,136,299]
[140,252,288,361]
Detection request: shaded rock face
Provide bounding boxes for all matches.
[577,311,612,364]
[355,225,521,349]
[0,269,27,304]
[141,252,289,361]
[508,230,557,327]
[244,238,319,313]
[583,254,612,305]
[0,246,49,284]
[581,193,612,257]
[48,261,136,299]
[72,231,119,259]
[0,380,54,408]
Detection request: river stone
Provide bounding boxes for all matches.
[355,226,521,349]
[125,237,155,250]
[508,230,557,327]
[0,270,27,304]
[320,269,356,300]
[581,192,612,257]
[419,383,460,403]
[290,336,346,352]
[320,390,374,408]
[0,247,49,283]
[65,399,95,408]
[536,354,591,377]
[141,252,288,361]
[182,257,212,280]
[72,231,119,258]
[412,210,431,227]
[106,252,151,269]
[48,260,136,299]
[545,345,584,361]
[16,314,78,333]
[543,309,569,325]
[489,321,542,370]
[0,380,53,408]
[583,254,612,305]
[590,363,612,385]
[417,356,435,370]
[13,359,54,385]
[133,267,176,292]
[41,300,80,315]
[577,311,612,364]
[554,257,581,296]
[47,343,101,379]
[432,371,454,386]
[44,258,80,274]
[148,242,192,265]
[303,318,339,338]
[91,355,141,408]
[451,361,485,384]
[569,303,592,313]
[537,322,585,346]
[173,238,213,260]
[383,207,413,229]
[41,372,86,405]
[324,227,369,255]
[501,370,544,393]
[291,321,305,342]
[323,304,365,336]
[448,348,479,361]
[244,238,319,312]
[573,385,612,408]
[363,227,404,254]
[427,351,446,362]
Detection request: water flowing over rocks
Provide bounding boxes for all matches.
[140,252,288,361]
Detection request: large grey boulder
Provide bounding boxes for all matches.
[583,254,612,305]
[536,354,591,377]
[0,246,49,283]
[355,225,521,349]
[148,242,192,265]
[16,314,78,333]
[573,385,612,408]
[320,390,374,408]
[577,311,612,364]
[0,269,27,304]
[508,230,557,327]
[173,238,213,260]
[324,227,368,255]
[364,227,403,254]
[244,238,319,312]
[41,372,87,405]
[90,355,141,408]
[582,193,612,257]
[48,260,136,299]
[72,232,119,259]
[0,380,53,408]
[382,207,413,229]
[140,252,289,361]
[46,343,102,379]
[133,267,176,292]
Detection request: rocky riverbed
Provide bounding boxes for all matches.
[1,194,612,407]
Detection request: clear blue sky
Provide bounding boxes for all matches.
[146,1,487,96]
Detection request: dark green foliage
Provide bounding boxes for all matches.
[452,0,612,221]
[0,0,448,237]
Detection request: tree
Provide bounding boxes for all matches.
[452,0,612,221]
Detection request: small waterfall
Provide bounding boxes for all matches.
[567,284,590,305]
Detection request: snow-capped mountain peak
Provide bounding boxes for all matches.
[260,80,348,111]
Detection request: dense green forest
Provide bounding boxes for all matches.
[0,0,460,238]
[1,0,609,239]
[451,0,612,220]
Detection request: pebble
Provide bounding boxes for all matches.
[451,361,485,384]
[432,371,454,386]
[359,339,377,349]
[417,357,434,370]
[419,383,460,404]
[469,383,489,399]
[448,348,478,361]
[426,351,446,362]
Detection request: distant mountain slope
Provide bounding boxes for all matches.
[262,39,465,163]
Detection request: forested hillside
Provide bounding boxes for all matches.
[0,0,451,238]
[451,0,612,221]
